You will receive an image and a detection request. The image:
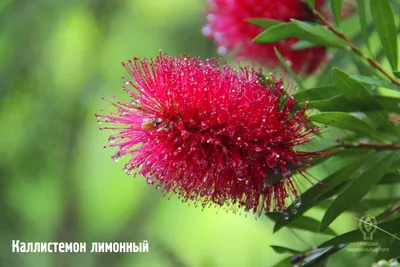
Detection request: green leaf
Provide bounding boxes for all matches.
[319,215,400,247]
[371,0,398,70]
[309,112,387,142]
[298,245,346,267]
[356,0,372,55]
[270,245,302,255]
[246,18,281,29]
[287,215,337,236]
[290,19,347,48]
[267,213,336,235]
[294,85,337,102]
[292,40,317,50]
[351,74,400,91]
[274,48,305,90]
[331,0,343,28]
[318,198,400,212]
[379,173,400,184]
[331,68,400,137]
[319,151,396,231]
[376,237,394,260]
[253,23,298,43]
[272,151,374,233]
[272,256,293,267]
[394,71,400,78]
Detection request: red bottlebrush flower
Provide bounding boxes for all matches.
[96,53,325,215]
[202,0,327,74]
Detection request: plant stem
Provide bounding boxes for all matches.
[312,10,400,86]
[337,141,400,150]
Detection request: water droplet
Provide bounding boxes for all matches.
[201,26,211,36]
[283,212,289,220]
[237,176,245,181]
[218,197,225,205]
[112,155,120,162]
[108,136,115,144]
[206,14,215,22]
[217,46,227,55]
[294,198,301,208]
[263,181,268,190]
[292,208,298,215]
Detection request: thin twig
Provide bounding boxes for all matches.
[311,9,400,86]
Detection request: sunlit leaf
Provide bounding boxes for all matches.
[331,68,400,137]
[253,23,298,43]
[351,74,400,91]
[246,18,281,28]
[290,19,347,48]
[309,112,387,142]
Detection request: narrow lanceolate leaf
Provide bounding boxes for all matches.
[291,40,316,50]
[394,71,400,78]
[246,18,281,29]
[309,112,387,142]
[253,23,298,43]
[294,84,338,102]
[332,68,400,138]
[273,256,293,267]
[274,48,305,90]
[319,215,400,247]
[298,245,346,267]
[331,0,343,28]
[272,151,374,233]
[270,245,302,255]
[319,151,396,231]
[379,173,400,184]
[371,0,398,70]
[351,74,400,91]
[356,0,372,55]
[290,19,347,48]
[267,213,336,235]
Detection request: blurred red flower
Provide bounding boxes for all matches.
[202,0,327,74]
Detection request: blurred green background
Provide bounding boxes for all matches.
[0,0,387,266]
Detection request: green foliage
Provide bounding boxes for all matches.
[254,1,400,266]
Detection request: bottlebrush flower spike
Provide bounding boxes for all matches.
[95,53,326,216]
[202,0,327,74]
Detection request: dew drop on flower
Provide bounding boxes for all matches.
[201,26,212,36]
[217,46,227,55]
